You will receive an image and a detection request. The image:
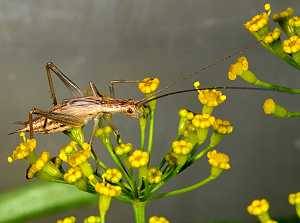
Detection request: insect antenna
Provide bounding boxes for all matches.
[138,86,271,106]
[141,42,259,102]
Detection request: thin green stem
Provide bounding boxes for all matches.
[255,79,300,94]
[193,145,213,161]
[132,201,146,223]
[150,175,215,200]
[139,117,147,149]
[295,204,300,218]
[147,101,157,156]
[287,111,300,118]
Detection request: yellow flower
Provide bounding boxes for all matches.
[289,16,300,28]
[95,182,121,197]
[212,118,233,135]
[264,3,271,13]
[128,150,149,168]
[272,7,294,22]
[227,56,249,81]
[192,114,215,128]
[263,98,276,114]
[67,143,91,167]
[114,143,133,156]
[138,77,160,94]
[84,216,101,223]
[102,168,122,183]
[244,12,269,32]
[147,168,162,184]
[178,108,194,120]
[27,151,50,179]
[282,35,300,54]
[8,132,37,163]
[95,126,113,137]
[263,27,281,44]
[58,141,77,162]
[57,216,76,223]
[247,199,270,216]
[172,140,193,155]
[207,150,230,170]
[197,89,226,107]
[288,192,300,205]
[64,167,83,183]
[149,216,170,223]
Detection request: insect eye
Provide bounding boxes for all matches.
[127,108,133,114]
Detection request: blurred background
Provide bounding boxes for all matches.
[0,0,300,222]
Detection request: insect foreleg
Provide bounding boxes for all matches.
[45,62,83,105]
[88,81,103,98]
[109,80,139,98]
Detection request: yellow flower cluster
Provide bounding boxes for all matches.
[64,167,83,183]
[212,119,233,135]
[149,216,170,223]
[58,141,77,161]
[147,168,162,184]
[95,126,113,137]
[207,150,230,170]
[247,199,270,216]
[289,16,300,28]
[27,151,50,179]
[263,28,281,44]
[95,182,121,197]
[272,7,294,22]
[179,108,194,120]
[244,12,269,32]
[192,114,215,128]
[57,216,76,223]
[66,143,91,167]
[115,143,133,156]
[263,98,276,114]
[83,216,101,223]
[128,150,149,168]
[138,77,160,94]
[102,168,122,183]
[282,35,300,54]
[172,140,193,155]
[197,89,226,107]
[227,56,249,81]
[8,133,37,163]
[288,192,300,205]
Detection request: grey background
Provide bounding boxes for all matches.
[0,0,300,222]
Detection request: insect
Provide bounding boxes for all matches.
[11,44,261,141]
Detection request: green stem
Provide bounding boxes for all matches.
[150,175,215,200]
[132,201,146,223]
[139,117,147,149]
[147,101,157,156]
[193,145,213,161]
[295,204,300,218]
[287,111,300,118]
[255,79,300,94]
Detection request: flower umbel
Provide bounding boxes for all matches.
[227,56,249,81]
[138,77,160,94]
[247,199,270,216]
[207,150,231,170]
[57,216,76,223]
[192,114,215,129]
[172,140,193,155]
[102,168,122,183]
[27,151,50,179]
[212,118,234,135]
[197,89,226,107]
[147,168,162,184]
[114,143,133,156]
[95,182,122,197]
[282,35,300,54]
[128,150,149,168]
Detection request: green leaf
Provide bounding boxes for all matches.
[0,181,97,222]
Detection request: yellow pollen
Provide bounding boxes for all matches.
[288,192,300,205]
[102,168,122,183]
[197,89,226,107]
[95,182,121,197]
[172,140,193,155]
[227,56,249,81]
[192,114,215,128]
[147,168,162,184]
[138,77,160,94]
[263,27,281,44]
[115,143,133,156]
[149,216,170,223]
[67,144,91,167]
[56,216,76,223]
[128,150,149,168]
[207,150,230,170]
[64,166,83,183]
[263,98,276,115]
[247,199,270,216]
[282,35,300,54]
[244,12,269,32]
[27,151,50,179]
[212,118,233,135]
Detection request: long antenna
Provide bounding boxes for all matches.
[141,42,259,101]
[138,86,271,105]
